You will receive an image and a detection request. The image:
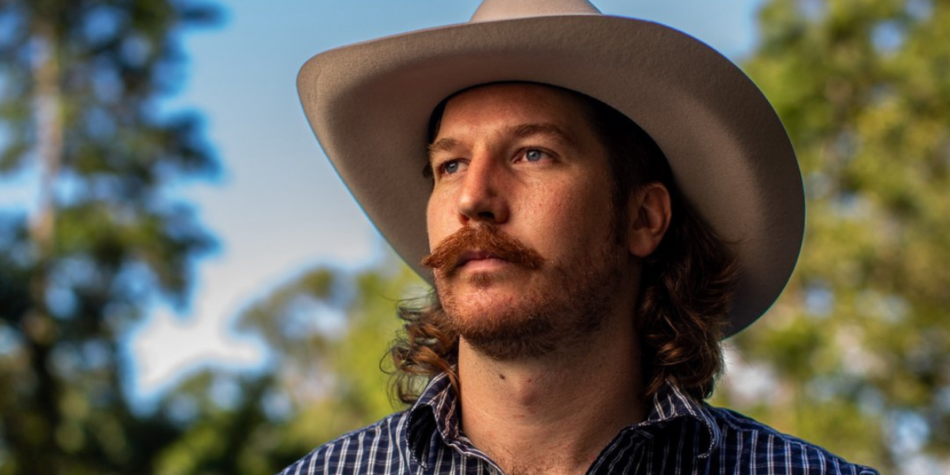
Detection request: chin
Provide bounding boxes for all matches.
[434,251,624,360]
[455,272,544,306]
[450,286,524,321]
[439,281,568,352]
[442,275,529,313]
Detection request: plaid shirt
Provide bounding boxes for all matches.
[279,373,879,474]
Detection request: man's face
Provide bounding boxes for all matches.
[425,83,634,359]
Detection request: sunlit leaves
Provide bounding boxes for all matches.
[714,0,950,471]
[0,0,220,473]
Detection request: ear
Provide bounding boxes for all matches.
[626,182,672,258]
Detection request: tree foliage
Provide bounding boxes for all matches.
[0,0,219,473]
[713,0,950,472]
[152,260,425,474]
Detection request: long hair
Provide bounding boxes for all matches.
[390,85,738,403]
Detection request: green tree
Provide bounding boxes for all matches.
[0,0,220,473]
[153,259,426,474]
[713,0,950,472]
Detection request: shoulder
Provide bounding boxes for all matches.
[276,411,413,475]
[705,406,880,474]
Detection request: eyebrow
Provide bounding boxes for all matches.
[510,123,576,146]
[427,137,460,158]
[426,122,576,163]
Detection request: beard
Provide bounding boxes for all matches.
[423,223,627,361]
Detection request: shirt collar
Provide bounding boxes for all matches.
[405,373,723,465]
[406,373,460,467]
[638,382,723,459]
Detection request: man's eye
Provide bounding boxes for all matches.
[440,160,460,175]
[524,149,546,162]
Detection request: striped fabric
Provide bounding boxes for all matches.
[279,373,879,474]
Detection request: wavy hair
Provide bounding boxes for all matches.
[390,85,738,403]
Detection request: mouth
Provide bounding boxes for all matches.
[456,249,507,269]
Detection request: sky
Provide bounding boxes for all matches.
[0,0,766,402]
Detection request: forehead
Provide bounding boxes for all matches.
[435,83,595,137]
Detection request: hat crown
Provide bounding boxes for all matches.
[470,0,601,23]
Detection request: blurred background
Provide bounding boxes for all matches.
[0,0,948,473]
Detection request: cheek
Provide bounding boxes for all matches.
[527,181,612,254]
[565,187,613,240]
[426,194,453,251]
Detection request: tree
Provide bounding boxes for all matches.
[713,0,950,472]
[152,259,426,474]
[0,0,220,473]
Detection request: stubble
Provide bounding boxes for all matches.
[423,223,626,360]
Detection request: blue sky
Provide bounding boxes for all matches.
[0,0,766,400]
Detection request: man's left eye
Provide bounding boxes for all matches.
[524,149,546,162]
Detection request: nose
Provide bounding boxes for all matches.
[457,154,509,224]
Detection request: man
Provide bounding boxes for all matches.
[285,1,880,473]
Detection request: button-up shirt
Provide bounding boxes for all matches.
[279,373,879,474]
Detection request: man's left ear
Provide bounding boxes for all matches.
[626,182,672,258]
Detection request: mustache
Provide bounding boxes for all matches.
[422,225,545,275]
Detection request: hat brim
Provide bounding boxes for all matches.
[297,14,804,338]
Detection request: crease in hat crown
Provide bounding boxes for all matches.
[470,0,601,22]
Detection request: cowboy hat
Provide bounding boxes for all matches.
[296,0,803,337]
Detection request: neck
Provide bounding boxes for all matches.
[457,305,645,475]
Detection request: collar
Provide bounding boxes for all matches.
[636,382,723,459]
[405,373,723,466]
[406,373,477,469]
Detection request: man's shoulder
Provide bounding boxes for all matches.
[704,405,880,474]
[276,410,412,475]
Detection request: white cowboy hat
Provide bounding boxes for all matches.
[296,0,804,337]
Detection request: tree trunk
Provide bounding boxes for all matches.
[20,18,64,475]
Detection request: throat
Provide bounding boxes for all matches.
[456,321,645,474]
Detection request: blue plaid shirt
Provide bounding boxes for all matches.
[280,373,879,474]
